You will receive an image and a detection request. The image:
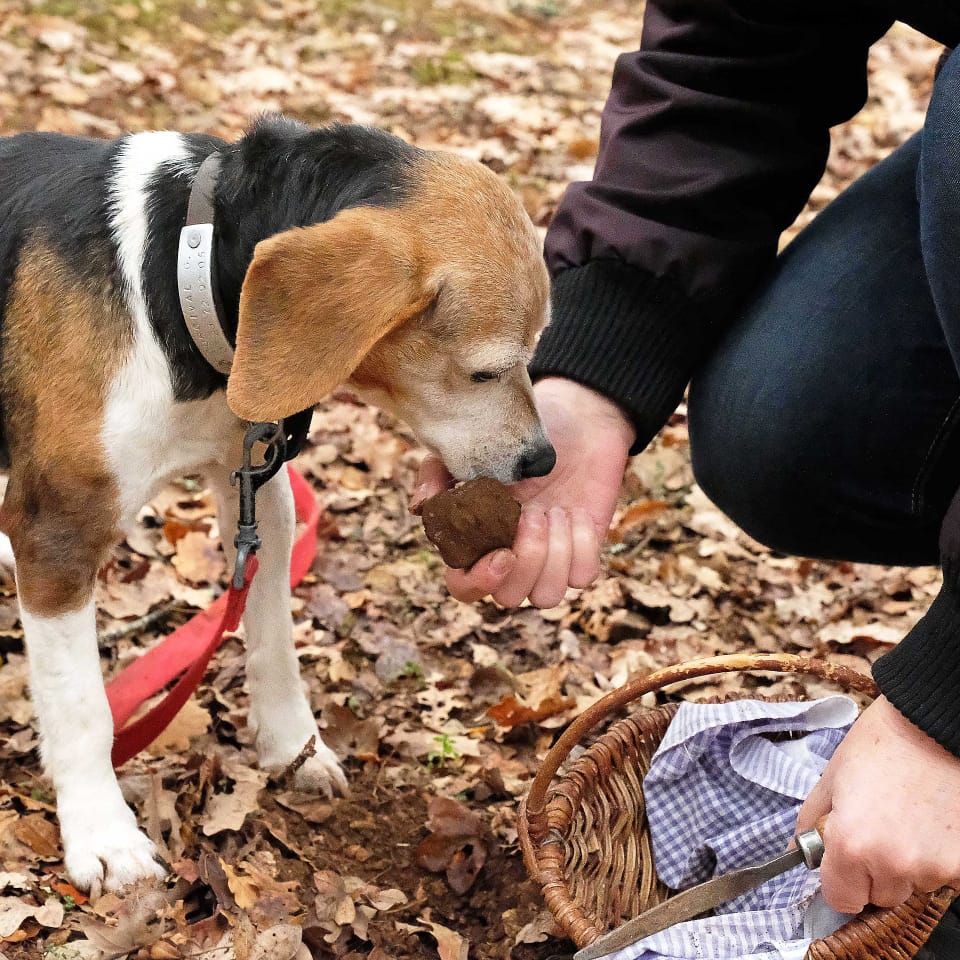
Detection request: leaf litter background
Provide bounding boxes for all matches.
[0,2,947,958]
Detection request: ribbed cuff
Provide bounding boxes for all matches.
[873,559,960,757]
[529,261,714,455]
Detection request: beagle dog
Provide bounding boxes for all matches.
[0,116,554,893]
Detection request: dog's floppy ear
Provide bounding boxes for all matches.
[227,206,430,422]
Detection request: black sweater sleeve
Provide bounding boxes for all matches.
[873,489,960,755]
[531,0,893,453]
[530,0,960,751]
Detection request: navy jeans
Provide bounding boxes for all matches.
[689,48,960,568]
[688,49,960,958]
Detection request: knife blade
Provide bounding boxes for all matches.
[573,827,825,960]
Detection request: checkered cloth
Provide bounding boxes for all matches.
[604,697,859,960]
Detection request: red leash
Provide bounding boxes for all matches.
[106,466,322,767]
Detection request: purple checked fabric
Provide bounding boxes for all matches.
[604,697,858,960]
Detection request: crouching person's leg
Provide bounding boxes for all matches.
[688,130,960,567]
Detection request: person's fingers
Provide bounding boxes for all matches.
[819,839,871,915]
[445,549,515,603]
[568,507,600,588]
[529,508,573,608]
[491,509,549,607]
[409,456,454,515]
[794,776,833,836]
[868,870,915,908]
[911,854,960,895]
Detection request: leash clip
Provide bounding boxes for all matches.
[230,421,288,588]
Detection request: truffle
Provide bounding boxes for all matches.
[421,477,521,569]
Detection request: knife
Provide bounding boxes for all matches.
[573,827,825,960]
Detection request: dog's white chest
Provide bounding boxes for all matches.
[101,350,241,526]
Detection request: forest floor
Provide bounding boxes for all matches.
[0,2,947,958]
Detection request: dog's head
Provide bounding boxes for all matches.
[227,151,555,483]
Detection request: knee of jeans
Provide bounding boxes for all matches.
[688,377,816,555]
[935,46,960,96]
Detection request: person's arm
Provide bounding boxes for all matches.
[795,693,960,912]
[422,0,894,607]
[872,489,960,755]
[532,0,893,453]
[796,534,960,914]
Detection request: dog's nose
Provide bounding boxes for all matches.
[518,442,557,479]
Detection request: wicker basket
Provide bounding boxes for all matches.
[518,653,956,959]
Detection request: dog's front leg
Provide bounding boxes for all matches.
[20,595,164,893]
[207,465,347,796]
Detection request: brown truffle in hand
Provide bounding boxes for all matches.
[421,477,521,569]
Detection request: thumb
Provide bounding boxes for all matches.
[410,456,454,515]
[795,776,833,837]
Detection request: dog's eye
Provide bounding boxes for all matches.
[470,370,500,383]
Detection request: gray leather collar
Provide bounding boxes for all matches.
[176,153,235,376]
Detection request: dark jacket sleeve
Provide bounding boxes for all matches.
[530,0,893,453]
[873,489,960,755]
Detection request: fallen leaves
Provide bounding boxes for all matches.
[146,698,211,756]
[0,893,63,939]
[312,869,408,945]
[171,530,225,585]
[234,915,310,960]
[202,763,268,836]
[487,665,575,729]
[321,703,382,762]
[0,3,945,958]
[398,912,470,960]
[416,797,489,894]
[13,815,59,860]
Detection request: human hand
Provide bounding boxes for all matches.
[796,695,960,912]
[410,377,635,607]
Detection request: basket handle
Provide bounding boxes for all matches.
[525,653,877,818]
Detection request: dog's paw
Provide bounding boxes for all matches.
[292,742,349,797]
[63,814,165,895]
[258,720,349,797]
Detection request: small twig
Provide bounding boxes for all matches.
[269,735,316,788]
[101,600,185,644]
[183,945,239,959]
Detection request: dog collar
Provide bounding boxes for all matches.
[177,153,235,376]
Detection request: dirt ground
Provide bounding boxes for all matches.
[0,2,949,958]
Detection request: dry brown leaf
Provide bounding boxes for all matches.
[486,692,575,727]
[250,924,307,960]
[487,665,574,728]
[221,862,260,912]
[146,697,210,755]
[49,880,87,906]
[0,873,30,893]
[321,703,381,761]
[415,797,487,894]
[313,869,358,938]
[0,655,33,726]
[202,765,267,836]
[13,815,59,859]
[99,563,175,619]
[818,620,902,646]
[0,896,63,938]
[77,891,168,956]
[609,498,671,543]
[383,726,481,760]
[396,912,470,960]
[513,909,560,944]
[171,530,224,585]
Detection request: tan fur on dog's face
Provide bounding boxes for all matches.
[229,151,552,482]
